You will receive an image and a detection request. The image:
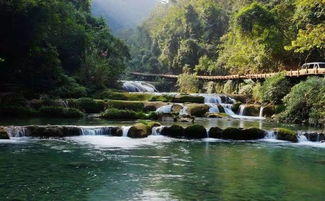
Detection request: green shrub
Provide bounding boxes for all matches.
[39,106,84,118]
[107,100,144,111]
[280,77,325,126]
[260,72,291,104]
[76,98,106,113]
[239,79,255,96]
[0,105,38,117]
[177,73,199,93]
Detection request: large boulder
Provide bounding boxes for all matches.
[111,127,123,137]
[26,126,81,138]
[275,128,298,142]
[0,127,9,139]
[127,123,150,138]
[304,133,325,142]
[241,105,261,116]
[221,127,266,140]
[209,127,223,139]
[161,124,184,138]
[184,125,208,139]
[187,104,209,117]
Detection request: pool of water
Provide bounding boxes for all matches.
[1,136,324,201]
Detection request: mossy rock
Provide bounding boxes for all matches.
[172,95,204,103]
[221,127,266,140]
[107,100,144,112]
[111,127,123,137]
[138,121,161,130]
[0,127,9,139]
[26,126,82,138]
[231,103,242,114]
[97,91,153,101]
[275,128,298,142]
[127,123,150,138]
[171,104,183,114]
[187,104,209,117]
[184,125,207,139]
[161,125,184,138]
[242,105,261,116]
[209,127,223,138]
[150,95,174,102]
[229,95,248,103]
[262,105,276,117]
[205,113,229,119]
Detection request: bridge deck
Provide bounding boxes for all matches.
[131,68,325,81]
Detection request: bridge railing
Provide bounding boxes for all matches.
[131,68,325,81]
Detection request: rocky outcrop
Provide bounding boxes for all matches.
[209,127,223,138]
[127,123,150,138]
[26,126,81,138]
[275,128,298,142]
[187,104,209,117]
[172,95,204,103]
[220,127,266,140]
[0,127,9,139]
[241,105,261,116]
[304,133,325,142]
[184,125,207,139]
[161,125,184,138]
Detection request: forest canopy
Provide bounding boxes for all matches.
[0,0,129,97]
[124,0,325,75]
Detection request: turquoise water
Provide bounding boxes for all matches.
[1,136,324,201]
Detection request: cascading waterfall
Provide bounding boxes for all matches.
[259,107,265,118]
[152,126,164,135]
[6,127,28,137]
[122,126,131,137]
[122,81,158,92]
[156,105,172,113]
[179,106,189,116]
[80,127,113,136]
[238,105,246,116]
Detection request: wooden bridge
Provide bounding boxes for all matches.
[131,68,325,81]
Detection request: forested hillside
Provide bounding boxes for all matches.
[125,0,325,75]
[0,0,129,98]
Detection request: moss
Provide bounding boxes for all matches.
[242,104,261,116]
[275,128,298,142]
[76,98,106,113]
[184,125,208,139]
[98,91,153,101]
[127,123,150,138]
[150,95,174,102]
[0,105,38,117]
[107,100,144,112]
[209,127,223,138]
[138,120,161,130]
[187,104,209,117]
[0,127,9,139]
[161,124,184,138]
[172,95,204,103]
[39,106,84,118]
[102,108,138,120]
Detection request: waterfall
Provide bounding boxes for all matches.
[259,107,265,118]
[152,126,164,135]
[122,126,131,137]
[238,105,246,116]
[80,127,112,136]
[206,103,219,113]
[156,105,172,113]
[122,81,158,92]
[265,131,276,139]
[179,106,189,116]
[6,127,28,137]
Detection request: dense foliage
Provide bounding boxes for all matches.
[0,0,129,97]
[280,77,325,126]
[125,0,324,75]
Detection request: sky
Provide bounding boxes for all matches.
[92,0,166,33]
